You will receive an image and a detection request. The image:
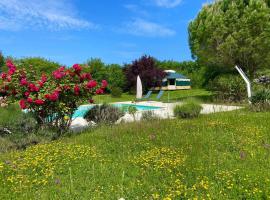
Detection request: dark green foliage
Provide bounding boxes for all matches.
[0,52,4,71]
[208,74,246,102]
[189,0,270,78]
[107,64,126,89]
[250,89,270,111]
[111,87,122,98]
[85,104,124,124]
[124,55,166,93]
[174,98,202,119]
[86,59,126,90]
[87,58,109,82]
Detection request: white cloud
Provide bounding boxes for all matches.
[0,0,95,31]
[123,18,175,37]
[152,0,182,8]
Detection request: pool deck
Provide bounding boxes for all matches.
[70,101,242,131]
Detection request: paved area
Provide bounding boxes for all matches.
[70,101,242,131]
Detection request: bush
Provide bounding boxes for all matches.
[250,89,270,112]
[0,60,107,132]
[0,104,37,136]
[174,99,202,119]
[111,87,122,98]
[0,104,63,152]
[85,104,124,124]
[141,111,159,121]
[208,74,246,102]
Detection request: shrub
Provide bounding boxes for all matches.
[250,89,270,112]
[0,60,107,132]
[141,111,159,121]
[208,74,246,102]
[0,104,37,136]
[174,98,202,119]
[85,104,124,124]
[111,87,122,98]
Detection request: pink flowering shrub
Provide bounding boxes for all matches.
[0,60,107,132]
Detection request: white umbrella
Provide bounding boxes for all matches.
[136,75,143,99]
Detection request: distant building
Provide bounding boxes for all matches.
[153,70,191,91]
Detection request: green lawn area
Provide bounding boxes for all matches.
[93,89,213,104]
[1,110,270,199]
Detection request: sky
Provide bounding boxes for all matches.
[0,0,210,66]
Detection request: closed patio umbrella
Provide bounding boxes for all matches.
[136,75,143,99]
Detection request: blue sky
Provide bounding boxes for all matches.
[0,0,209,66]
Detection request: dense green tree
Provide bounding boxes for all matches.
[86,58,126,90]
[0,52,4,72]
[106,64,126,89]
[189,0,270,78]
[86,58,109,82]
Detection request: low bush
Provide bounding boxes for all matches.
[208,74,246,102]
[0,104,56,152]
[85,104,124,124]
[174,98,202,119]
[0,104,37,135]
[250,89,270,112]
[111,87,122,98]
[141,111,159,121]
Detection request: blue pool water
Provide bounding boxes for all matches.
[72,104,161,119]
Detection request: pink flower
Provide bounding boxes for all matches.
[41,74,47,83]
[7,75,12,82]
[59,66,65,71]
[38,81,44,87]
[101,80,108,88]
[74,85,80,95]
[44,94,51,99]
[63,85,71,90]
[0,73,7,80]
[6,60,16,75]
[27,98,33,103]
[49,92,59,101]
[95,88,104,95]
[19,99,27,109]
[6,60,15,69]
[34,99,45,105]
[72,64,82,73]
[24,91,30,97]
[20,78,28,86]
[52,70,65,80]
[81,73,92,81]
[8,68,16,75]
[28,83,39,92]
[89,99,94,104]
[86,80,97,89]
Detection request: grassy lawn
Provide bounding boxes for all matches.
[93,89,213,104]
[0,110,270,199]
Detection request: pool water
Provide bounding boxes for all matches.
[72,104,161,119]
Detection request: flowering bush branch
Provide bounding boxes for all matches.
[0,60,107,132]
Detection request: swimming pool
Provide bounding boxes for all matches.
[72,104,162,119]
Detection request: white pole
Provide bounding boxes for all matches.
[235,65,252,103]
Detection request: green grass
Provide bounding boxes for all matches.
[0,110,270,199]
[93,89,213,104]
